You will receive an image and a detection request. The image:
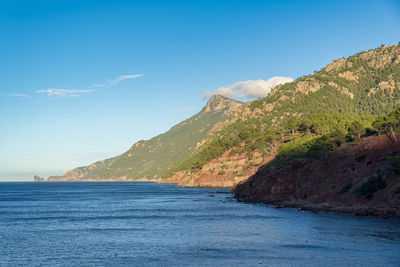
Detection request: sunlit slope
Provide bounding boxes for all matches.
[48,95,243,181]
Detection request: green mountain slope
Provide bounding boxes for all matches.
[165,44,400,178]
[48,95,243,181]
[246,43,400,118]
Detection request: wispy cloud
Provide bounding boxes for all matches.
[111,74,144,84]
[26,73,143,98]
[202,76,294,99]
[36,89,94,98]
[90,84,107,88]
[8,93,31,98]
[90,73,144,88]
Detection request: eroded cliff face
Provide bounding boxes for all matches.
[234,135,400,218]
[161,148,277,188]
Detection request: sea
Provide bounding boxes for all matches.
[0,182,399,266]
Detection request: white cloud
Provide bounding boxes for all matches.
[36,89,94,98]
[111,74,144,84]
[8,93,31,98]
[203,76,294,99]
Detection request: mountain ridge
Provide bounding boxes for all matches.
[48,95,244,181]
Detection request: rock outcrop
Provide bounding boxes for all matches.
[33,175,44,182]
[162,149,277,188]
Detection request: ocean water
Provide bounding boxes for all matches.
[0,182,399,267]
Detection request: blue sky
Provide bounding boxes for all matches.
[1,0,399,181]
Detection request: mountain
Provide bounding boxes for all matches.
[48,95,244,181]
[48,43,400,189]
[162,44,400,187]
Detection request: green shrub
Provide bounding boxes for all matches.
[339,182,352,193]
[356,175,387,199]
[388,155,400,174]
[248,152,253,160]
[357,155,366,162]
[394,186,400,194]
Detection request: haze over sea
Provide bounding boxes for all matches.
[0,182,399,266]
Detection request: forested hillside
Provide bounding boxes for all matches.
[235,106,400,218]
[163,44,400,184]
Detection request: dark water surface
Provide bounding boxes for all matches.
[0,182,399,266]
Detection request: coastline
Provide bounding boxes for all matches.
[41,178,234,189]
[234,135,400,219]
[40,134,400,218]
[36,178,400,218]
[235,198,400,219]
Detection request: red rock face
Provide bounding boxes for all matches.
[234,135,400,218]
[161,150,278,188]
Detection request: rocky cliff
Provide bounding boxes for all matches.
[234,134,400,218]
[162,148,277,188]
